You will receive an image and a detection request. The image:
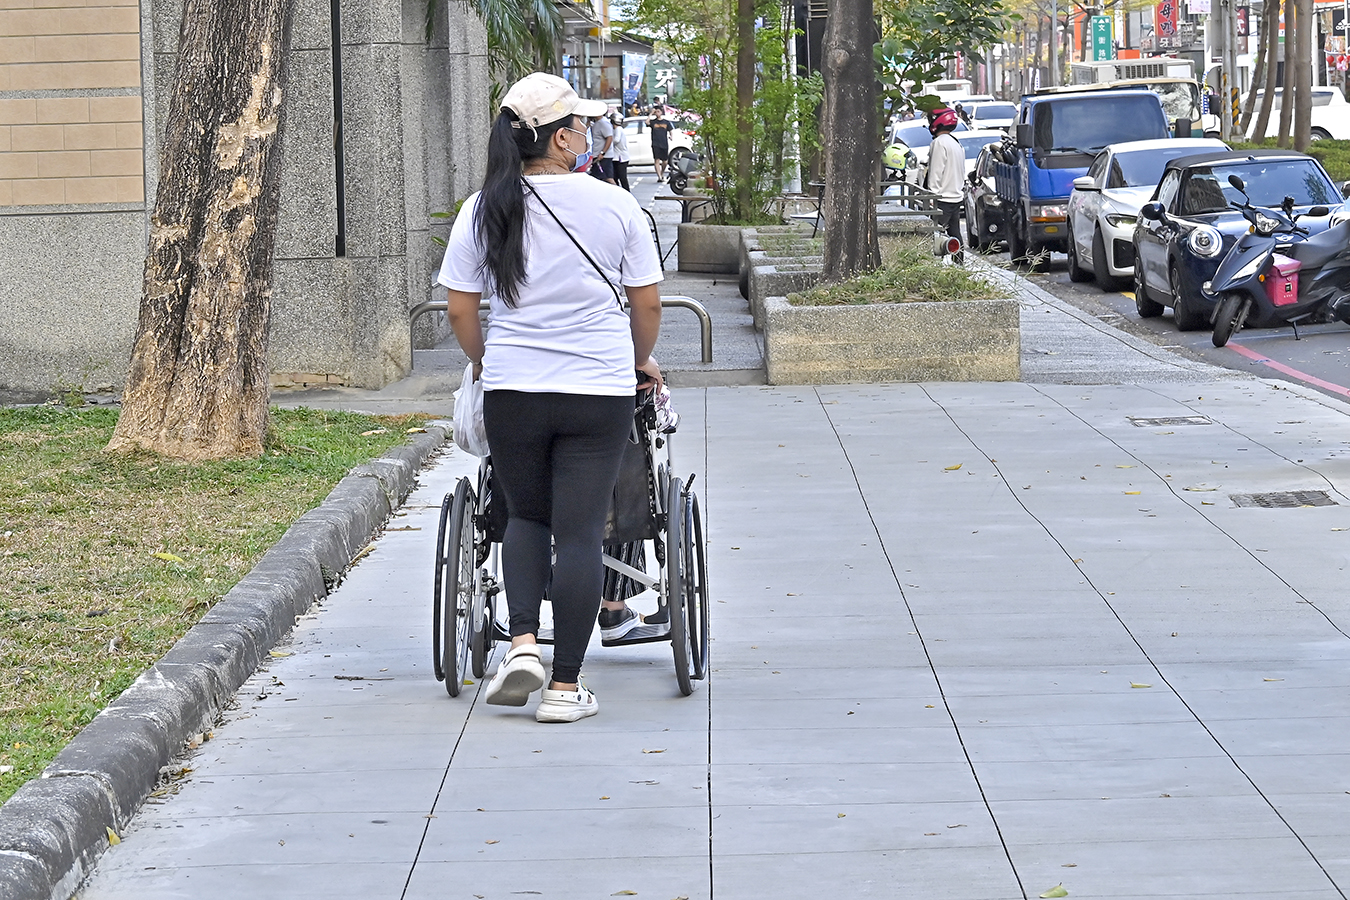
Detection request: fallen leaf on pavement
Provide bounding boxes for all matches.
[485,839,499,844]
[1040,885,1068,898]
[1130,682,1152,689]
[642,749,666,754]
[1264,678,1284,682]
[106,827,120,846]
[944,464,963,471]
[1124,490,1141,495]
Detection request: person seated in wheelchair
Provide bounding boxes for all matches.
[596,370,678,645]
[438,72,664,724]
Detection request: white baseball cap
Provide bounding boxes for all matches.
[502,72,608,131]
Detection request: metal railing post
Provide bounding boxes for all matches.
[408,296,713,369]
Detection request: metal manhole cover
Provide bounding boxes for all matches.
[1129,416,1213,427]
[1230,491,1338,508]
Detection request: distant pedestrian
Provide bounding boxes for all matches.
[925,107,965,257]
[589,113,615,183]
[648,105,673,182]
[610,112,631,191]
[438,72,664,723]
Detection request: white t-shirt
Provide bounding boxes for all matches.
[611,122,631,163]
[436,174,663,396]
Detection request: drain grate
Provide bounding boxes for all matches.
[1129,415,1213,427]
[1230,491,1338,508]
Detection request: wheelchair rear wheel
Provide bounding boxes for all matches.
[683,491,709,680]
[433,477,475,696]
[665,476,694,696]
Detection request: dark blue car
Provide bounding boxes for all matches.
[1132,149,1347,329]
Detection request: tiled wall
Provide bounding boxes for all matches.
[0,0,143,207]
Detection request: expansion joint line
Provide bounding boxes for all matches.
[1131,383,1350,641]
[400,674,487,899]
[702,388,715,900]
[814,388,1030,900]
[999,383,1346,900]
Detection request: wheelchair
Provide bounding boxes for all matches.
[432,388,709,697]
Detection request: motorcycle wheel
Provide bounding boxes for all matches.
[1211,294,1249,348]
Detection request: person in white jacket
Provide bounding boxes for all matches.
[925,107,966,253]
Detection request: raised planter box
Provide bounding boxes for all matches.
[677,222,745,273]
[763,295,1020,384]
[747,258,824,330]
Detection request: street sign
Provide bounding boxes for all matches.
[1092,15,1115,60]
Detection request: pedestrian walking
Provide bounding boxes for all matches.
[648,105,672,183]
[610,112,631,191]
[589,112,615,183]
[437,72,664,723]
[925,107,965,260]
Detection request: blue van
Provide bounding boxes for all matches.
[994,90,1173,262]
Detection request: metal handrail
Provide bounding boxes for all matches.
[409,295,712,369]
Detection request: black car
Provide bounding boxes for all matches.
[1133,149,1346,329]
[965,142,1006,250]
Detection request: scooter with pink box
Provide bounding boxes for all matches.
[1198,173,1350,347]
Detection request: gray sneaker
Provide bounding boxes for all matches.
[535,682,599,723]
[599,605,642,643]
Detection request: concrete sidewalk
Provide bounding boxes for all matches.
[78,366,1350,898]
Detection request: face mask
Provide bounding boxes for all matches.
[561,126,593,173]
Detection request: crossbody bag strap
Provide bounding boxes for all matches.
[523,178,623,308]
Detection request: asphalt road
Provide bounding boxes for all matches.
[981,244,1350,401]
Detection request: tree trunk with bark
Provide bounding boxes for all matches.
[1251,0,1280,141]
[734,0,755,221]
[820,0,879,282]
[107,0,294,461]
[1293,0,1312,149]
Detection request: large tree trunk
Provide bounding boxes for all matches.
[107,0,294,461]
[734,0,755,221]
[1252,0,1280,141]
[820,0,879,282]
[1293,0,1312,149]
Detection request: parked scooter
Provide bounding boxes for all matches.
[1201,173,1350,347]
[667,153,702,195]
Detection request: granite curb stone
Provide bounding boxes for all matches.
[0,423,451,900]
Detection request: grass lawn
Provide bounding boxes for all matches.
[0,405,431,803]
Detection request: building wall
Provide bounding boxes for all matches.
[0,0,488,398]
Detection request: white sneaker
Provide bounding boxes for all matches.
[535,682,599,723]
[484,644,545,706]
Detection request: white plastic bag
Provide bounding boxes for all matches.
[452,362,490,457]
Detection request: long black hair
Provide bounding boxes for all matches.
[474,111,574,307]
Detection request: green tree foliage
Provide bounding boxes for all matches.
[875,0,1013,121]
[619,0,822,222]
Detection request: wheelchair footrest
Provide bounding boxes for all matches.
[601,620,672,647]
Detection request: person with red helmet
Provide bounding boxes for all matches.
[925,107,965,259]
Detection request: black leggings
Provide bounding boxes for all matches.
[613,161,630,191]
[482,390,634,685]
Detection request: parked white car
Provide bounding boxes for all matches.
[1066,136,1228,289]
[964,101,1017,131]
[1244,88,1350,141]
[622,116,697,168]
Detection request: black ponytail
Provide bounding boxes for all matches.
[475,111,573,308]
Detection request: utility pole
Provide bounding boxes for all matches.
[1051,0,1059,85]
[1218,0,1238,139]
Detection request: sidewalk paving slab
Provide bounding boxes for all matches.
[65,253,1350,900]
